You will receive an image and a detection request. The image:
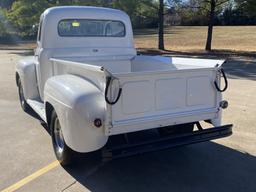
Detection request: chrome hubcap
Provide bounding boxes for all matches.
[54,118,64,153]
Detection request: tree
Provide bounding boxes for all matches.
[0,8,16,42]
[116,0,161,48]
[3,0,159,39]
[205,0,216,51]
[158,0,181,50]
[158,0,164,50]
[183,0,229,51]
[113,0,158,28]
[3,0,110,38]
[236,0,256,17]
[0,0,15,9]
[204,0,230,51]
[5,0,54,37]
[0,10,8,36]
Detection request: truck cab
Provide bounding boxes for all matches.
[16,6,232,165]
[34,6,135,100]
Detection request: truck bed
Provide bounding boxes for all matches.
[50,56,224,136]
[57,55,224,73]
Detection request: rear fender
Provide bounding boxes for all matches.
[44,74,108,153]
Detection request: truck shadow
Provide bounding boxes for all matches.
[27,111,255,192]
[63,142,256,192]
[22,84,256,192]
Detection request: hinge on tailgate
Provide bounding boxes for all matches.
[214,68,228,92]
[105,76,122,105]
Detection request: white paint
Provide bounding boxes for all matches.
[44,74,108,152]
[15,6,226,152]
[15,57,39,100]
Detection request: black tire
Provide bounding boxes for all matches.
[50,110,74,166]
[17,78,30,112]
[159,123,194,136]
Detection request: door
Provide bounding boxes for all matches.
[34,16,44,100]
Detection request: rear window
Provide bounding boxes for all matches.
[58,19,125,37]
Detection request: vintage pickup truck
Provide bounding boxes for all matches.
[16,6,232,165]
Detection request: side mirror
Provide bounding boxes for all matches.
[32,24,39,33]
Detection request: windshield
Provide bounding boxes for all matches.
[58,19,125,37]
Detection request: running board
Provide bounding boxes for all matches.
[102,124,233,160]
[27,99,46,122]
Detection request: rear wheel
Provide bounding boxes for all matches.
[159,123,194,136]
[17,78,30,112]
[50,110,74,166]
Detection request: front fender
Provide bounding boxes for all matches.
[44,74,108,153]
[15,57,39,100]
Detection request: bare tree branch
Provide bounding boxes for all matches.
[180,4,210,12]
[216,0,229,7]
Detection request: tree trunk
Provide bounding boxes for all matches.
[158,0,164,50]
[205,0,216,51]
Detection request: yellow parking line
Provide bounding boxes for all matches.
[1,160,59,192]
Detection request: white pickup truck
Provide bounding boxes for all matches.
[16,6,232,165]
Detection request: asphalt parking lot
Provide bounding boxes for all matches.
[0,49,256,192]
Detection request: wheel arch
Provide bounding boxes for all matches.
[15,72,20,86]
[45,101,54,129]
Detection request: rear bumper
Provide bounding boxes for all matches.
[102,124,233,160]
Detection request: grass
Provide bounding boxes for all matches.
[1,26,255,56]
[134,26,256,53]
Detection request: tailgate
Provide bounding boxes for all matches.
[107,68,221,135]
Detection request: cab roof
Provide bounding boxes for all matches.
[39,6,135,55]
[43,6,130,21]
